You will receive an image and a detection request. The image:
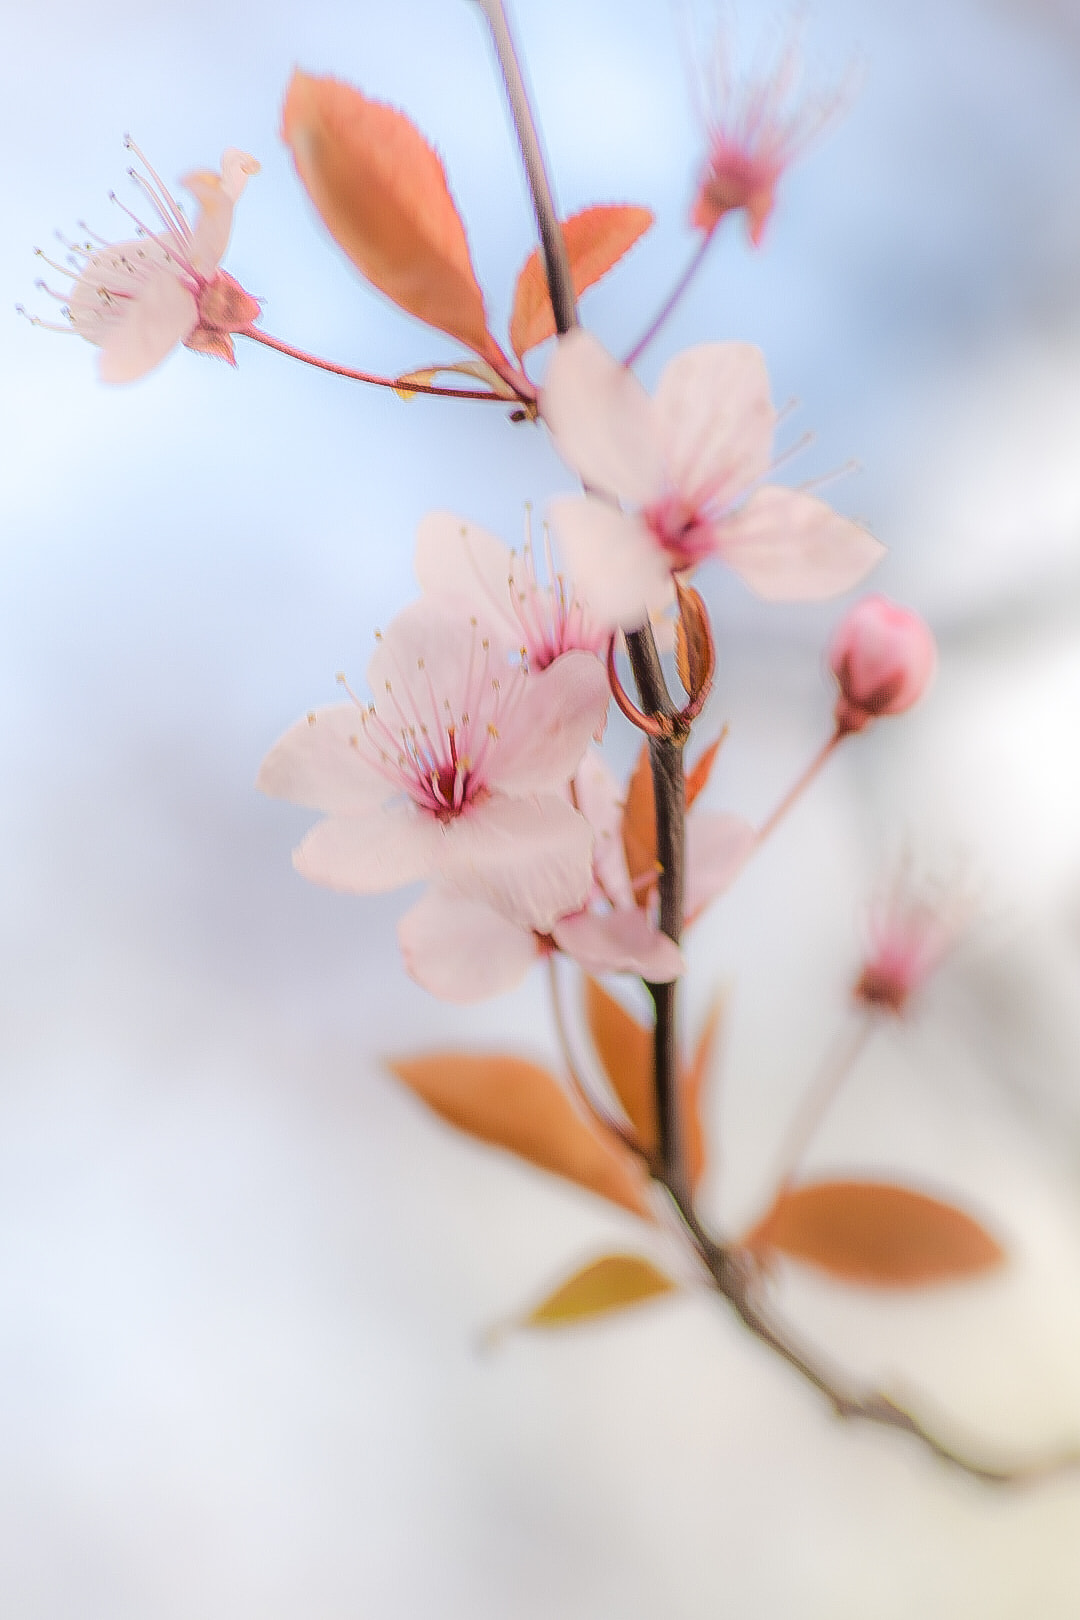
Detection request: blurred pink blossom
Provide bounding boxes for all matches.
[828,595,937,735]
[542,331,883,631]
[854,860,973,1016]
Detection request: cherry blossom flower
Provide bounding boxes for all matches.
[828,595,937,736]
[398,751,755,1003]
[413,508,607,670]
[854,858,974,1016]
[257,602,609,933]
[690,29,840,244]
[28,140,260,382]
[542,331,884,631]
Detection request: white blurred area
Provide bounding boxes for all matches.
[3,0,1080,1613]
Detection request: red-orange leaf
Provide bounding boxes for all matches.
[743,1179,1005,1287]
[674,580,713,702]
[685,734,725,808]
[621,745,658,906]
[584,978,656,1152]
[510,204,653,360]
[682,992,725,1191]
[387,1053,653,1218]
[283,72,501,362]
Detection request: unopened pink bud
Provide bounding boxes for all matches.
[828,595,936,735]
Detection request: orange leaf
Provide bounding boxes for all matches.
[743,1180,1005,1287]
[584,978,656,1153]
[387,1053,652,1218]
[682,992,725,1191]
[283,72,502,363]
[674,580,713,701]
[685,734,725,808]
[509,204,653,360]
[621,744,658,906]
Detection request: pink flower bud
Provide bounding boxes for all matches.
[828,595,936,735]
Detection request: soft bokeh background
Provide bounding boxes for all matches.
[3,0,1080,1613]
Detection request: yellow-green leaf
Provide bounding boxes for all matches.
[743,1179,1006,1287]
[509,203,653,360]
[518,1253,679,1330]
[387,1052,653,1218]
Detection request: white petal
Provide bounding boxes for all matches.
[184,149,259,276]
[541,330,664,505]
[438,793,593,932]
[257,705,387,813]
[413,511,515,635]
[366,598,517,698]
[717,486,886,601]
[654,342,775,507]
[554,909,685,981]
[68,245,197,383]
[573,750,634,909]
[294,803,444,894]
[491,652,609,796]
[685,812,757,919]
[398,888,539,1002]
[548,496,674,632]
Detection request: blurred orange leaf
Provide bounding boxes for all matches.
[509,204,653,360]
[514,1253,679,1332]
[387,1053,653,1218]
[685,734,724,807]
[683,991,725,1191]
[283,72,502,362]
[744,1179,1005,1287]
[621,745,658,905]
[584,978,655,1152]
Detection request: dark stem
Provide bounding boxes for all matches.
[475,0,578,335]
[623,232,715,368]
[624,625,689,1208]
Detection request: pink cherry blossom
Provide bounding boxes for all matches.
[854,859,973,1016]
[828,595,937,735]
[542,331,884,631]
[690,30,840,245]
[398,750,756,1003]
[29,140,260,382]
[257,602,609,933]
[413,509,607,670]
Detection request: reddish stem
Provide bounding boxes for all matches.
[755,727,843,847]
[239,325,529,403]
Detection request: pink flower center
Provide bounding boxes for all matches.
[644,492,716,571]
[350,625,526,822]
[505,518,606,671]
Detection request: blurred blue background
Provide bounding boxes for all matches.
[3,0,1080,1613]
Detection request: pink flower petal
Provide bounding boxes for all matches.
[573,750,634,909]
[685,812,757,919]
[366,598,517,699]
[491,651,609,796]
[554,908,685,981]
[69,255,198,383]
[438,793,594,932]
[547,496,674,632]
[398,888,539,1002]
[184,148,260,276]
[413,510,515,632]
[294,802,445,893]
[256,704,389,813]
[541,329,665,506]
[654,342,775,507]
[716,485,885,601]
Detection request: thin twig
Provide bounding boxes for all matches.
[623,232,715,368]
[240,325,526,402]
[756,727,842,846]
[767,1014,876,1196]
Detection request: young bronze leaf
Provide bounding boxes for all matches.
[283,72,502,362]
[621,744,658,905]
[674,580,713,701]
[518,1253,679,1331]
[685,734,725,808]
[509,204,654,360]
[682,991,725,1191]
[744,1179,1005,1287]
[387,1053,652,1218]
[584,977,656,1152]
[393,358,513,401]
